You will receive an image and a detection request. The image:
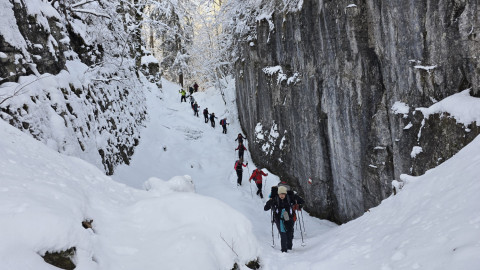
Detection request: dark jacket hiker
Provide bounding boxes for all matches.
[193,102,200,117]
[264,185,304,253]
[235,133,247,144]
[203,108,209,123]
[234,159,248,186]
[209,113,217,128]
[235,143,247,159]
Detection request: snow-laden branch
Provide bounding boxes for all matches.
[71,8,111,19]
[70,0,96,9]
[91,77,127,82]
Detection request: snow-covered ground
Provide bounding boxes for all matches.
[1,76,480,269]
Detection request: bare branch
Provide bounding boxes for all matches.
[220,234,238,257]
[0,75,52,106]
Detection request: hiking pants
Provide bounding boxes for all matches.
[287,226,294,250]
[236,170,243,185]
[194,110,199,117]
[222,125,227,134]
[181,96,186,102]
[211,120,215,128]
[255,183,263,198]
[275,220,294,252]
[238,150,244,159]
[204,114,209,123]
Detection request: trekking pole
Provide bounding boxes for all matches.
[263,175,267,195]
[247,164,253,198]
[271,210,275,247]
[249,179,253,198]
[296,209,306,246]
[300,207,306,234]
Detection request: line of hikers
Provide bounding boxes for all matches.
[233,133,306,253]
[179,86,229,134]
[182,85,306,253]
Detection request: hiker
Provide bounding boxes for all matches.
[179,89,186,102]
[209,113,217,128]
[189,95,195,110]
[220,118,229,134]
[193,102,200,117]
[193,82,199,92]
[264,185,304,253]
[203,108,209,123]
[189,86,194,96]
[234,158,248,186]
[235,133,247,144]
[235,142,247,159]
[249,168,268,198]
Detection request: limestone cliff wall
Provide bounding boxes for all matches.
[234,0,480,223]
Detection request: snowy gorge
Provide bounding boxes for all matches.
[1,0,480,269]
[1,77,480,269]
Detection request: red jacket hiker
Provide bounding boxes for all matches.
[249,169,268,184]
[235,144,247,151]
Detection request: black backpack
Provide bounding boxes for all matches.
[234,160,243,171]
[270,186,278,199]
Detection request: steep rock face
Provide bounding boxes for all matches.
[0,0,153,174]
[234,0,480,223]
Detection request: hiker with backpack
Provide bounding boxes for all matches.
[189,86,194,96]
[209,113,217,128]
[203,108,209,123]
[235,133,247,144]
[234,158,248,186]
[264,184,305,253]
[235,142,247,159]
[179,89,186,102]
[220,118,229,134]
[249,168,268,198]
[193,102,200,117]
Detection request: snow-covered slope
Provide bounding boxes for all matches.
[286,135,480,269]
[0,116,258,270]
